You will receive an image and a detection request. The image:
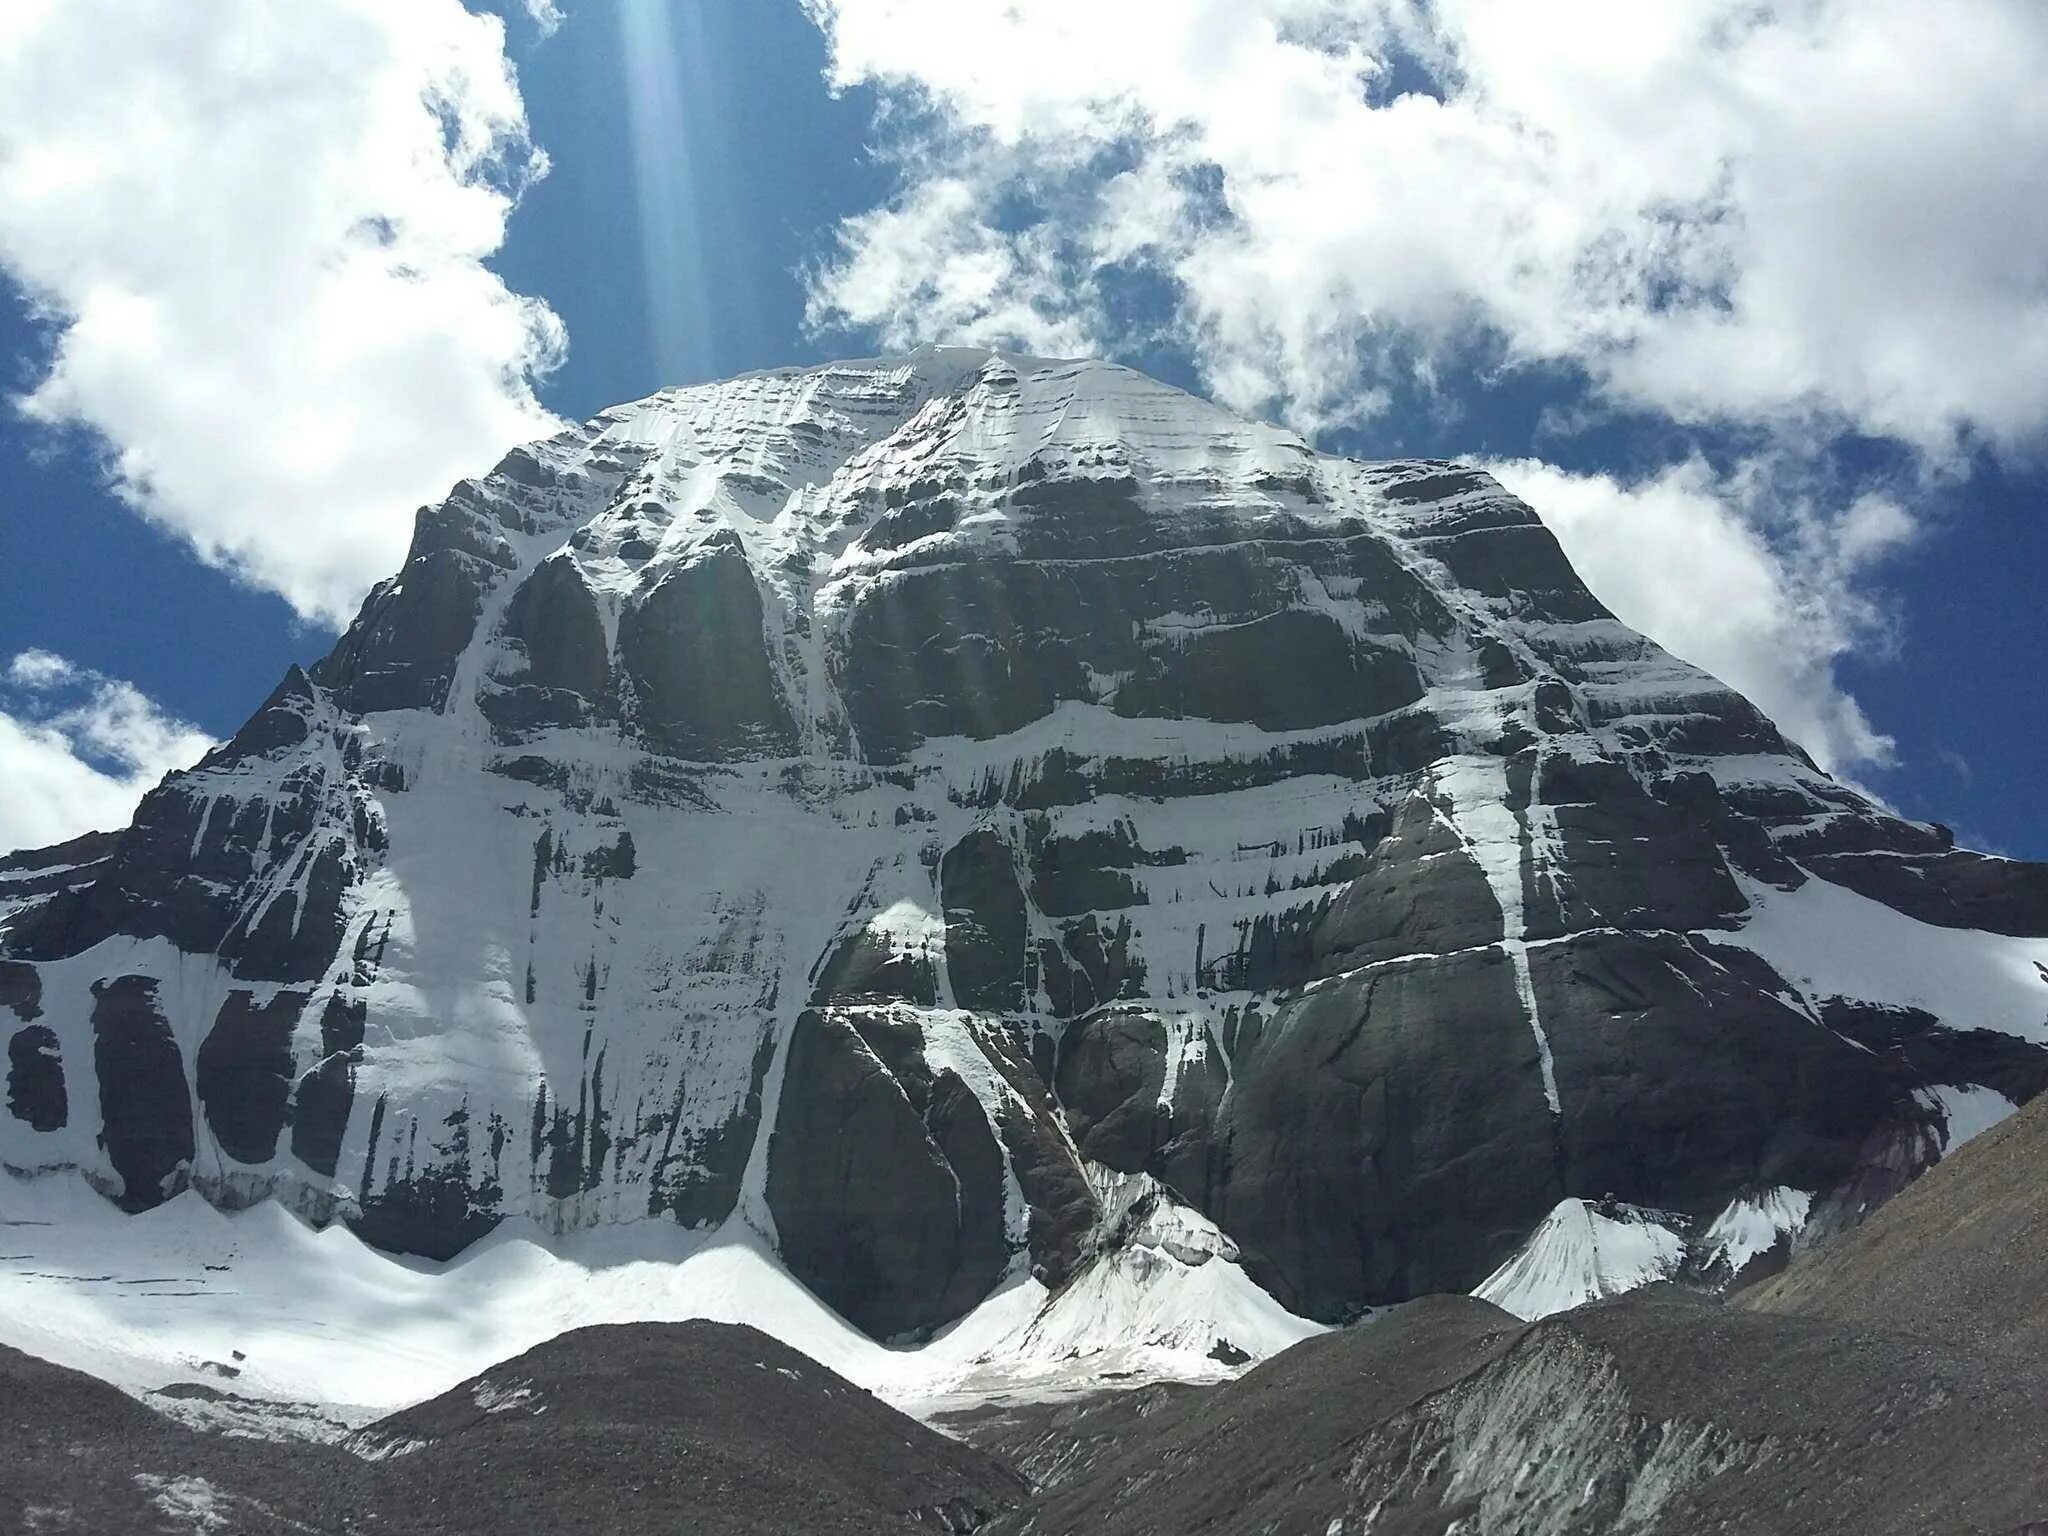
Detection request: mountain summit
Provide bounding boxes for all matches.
[4,349,2046,1359]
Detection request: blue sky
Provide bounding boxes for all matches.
[0,0,2042,856]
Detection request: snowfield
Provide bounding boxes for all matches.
[0,1170,1317,1434]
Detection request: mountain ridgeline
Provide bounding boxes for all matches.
[4,350,2046,1346]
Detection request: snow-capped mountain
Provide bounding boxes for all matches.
[5,348,2047,1359]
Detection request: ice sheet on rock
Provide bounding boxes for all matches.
[1696,1187,1813,1277]
[1714,872,2048,1042]
[1474,1199,1687,1321]
[1915,1083,2019,1153]
[941,1170,1321,1403]
[1431,754,1561,1114]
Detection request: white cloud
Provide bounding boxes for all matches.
[522,0,566,39]
[1482,457,1914,775]
[804,0,2042,776]
[0,0,565,625]
[807,0,2048,456]
[0,651,217,853]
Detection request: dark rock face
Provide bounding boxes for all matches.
[314,477,537,717]
[1308,794,1506,977]
[90,975,195,1210]
[6,1024,64,1131]
[482,552,614,736]
[196,990,306,1165]
[5,350,2045,1352]
[942,829,1029,1012]
[289,993,366,1177]
[1207,951,1561,1316]
[767,1008,1012,1339]
[618,533,798,759]
[833,507,1448,763]
[0,831,119,915]
[351,1098,504,1260]
[0,958,44,1021]
[1539,936,1911,1207]
[3,667,364,985]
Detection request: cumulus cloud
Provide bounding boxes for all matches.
[807,0,2048,456]
[0,0,565,625]
[1482,456,1915,775]
[0,651,217,853]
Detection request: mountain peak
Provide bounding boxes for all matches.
[4,354,2046,1392]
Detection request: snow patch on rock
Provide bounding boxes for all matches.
[1696,1187,1813,1278]
[1915,1082,2019,1153]
[1474,1199,1687,1321]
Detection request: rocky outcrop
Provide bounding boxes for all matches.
[618,531,799,759]
[4,349,2045,1354]
[89,976,195,1210]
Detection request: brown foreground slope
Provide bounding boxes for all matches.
[0,1322,1021,1535]
[1745,1091,2048,1358]
[950,1097,2048,1535]
[951,1287,2048,1536]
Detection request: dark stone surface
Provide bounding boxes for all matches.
[1057,1005,1226,1207]
[1024,819,1183,920]
[90,975,195,1210]
[1413,521,1609,620]
[481,552,613,737]
[196,989,307,1165]
[215,666,320,760]
[351,1099,503,1261]
[0,827,120,879]
[5,1024,65,1131]
[315,552,490,715]
[1818,1000,2048,1107]
[222,834,355,983]
[0,958,41,1021]
[0,673,355,976]
[1802,846,2048,937]
[766,1008,1012,1339]
[617,532,798,759]
[812,928,938,1008]
[1517,753,1747,936]
[1311,793,1504,977]
[580,830,637,880]
[313,481,526,716]
[289,993,366,1178]
[1537,934,1911,1216]
[647,1031,776,1228]
[942,829,1028,1012]
[991,1091,1097,1290]
[1206,950,1561,1318]
[835,509,1454,762]
[1044,915,1146,1015]
[1113,606,1423,732]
